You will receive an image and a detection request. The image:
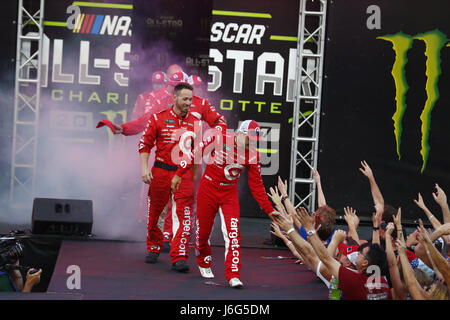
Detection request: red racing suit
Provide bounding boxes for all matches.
[132,87,172,120]
[132,87,171,223]
[139,107,206,263]
[176,131,274,280]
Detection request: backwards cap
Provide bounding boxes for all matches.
[238,120,262,141]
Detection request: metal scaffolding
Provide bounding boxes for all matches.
[10,0,45,206]
[289,0,328,212]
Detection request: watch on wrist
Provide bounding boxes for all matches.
[281,195,289,201]
[307,229,316,237]
[373,226,380,231]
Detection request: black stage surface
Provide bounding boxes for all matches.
[0,217,329,300]
[0,216,417,301]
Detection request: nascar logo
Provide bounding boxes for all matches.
[66,5,132,36]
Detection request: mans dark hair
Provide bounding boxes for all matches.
[359,243,388,276]
[382,205,396,223]
[317,222,334,241]
[174,82,193,94]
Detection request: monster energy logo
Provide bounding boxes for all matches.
[377,29,448,172]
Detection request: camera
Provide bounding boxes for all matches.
[0,237,25,268]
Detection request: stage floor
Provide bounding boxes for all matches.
[44,240,328,300]
[0,216,408,300]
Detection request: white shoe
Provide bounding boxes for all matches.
[228,277,243,289]
[199,267,215,278]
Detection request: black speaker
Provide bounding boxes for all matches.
[32,198,93,236]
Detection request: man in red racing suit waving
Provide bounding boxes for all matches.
[139,82,199,272]
[171,120,276,287]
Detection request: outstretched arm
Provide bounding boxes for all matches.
[359,160,384,211]
[312,170,327,207]
[385,222,407,300]
[271,210,331,282]
[343,206,360,245]
[270,222,303,262]
[417,220,450,286]
[414,192,441,230]
[414,223,450,269]
[296,207,341,280]
[397,237,427,300]
[432,183,450,225]
[371,206,383,245]
[247,160,276,219]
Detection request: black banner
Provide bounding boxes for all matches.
[320,0,450,221]
[210,0,300,218]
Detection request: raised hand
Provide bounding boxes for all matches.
[372,205,383,228]
[432,183,447,207]
[417,219,432,245]
[385,222,395,236]
[413,193,427,210]
[295,207,315,231]
[332,229,347,244]
[277,176,288,198]
[395,238,406,253]
[312,170,321,183]
[270,222,285,239]
[343,206,359,230]
[359,160,374,179]
[393,207,402,229]
[271,211,294,232]
[268,186,283,207]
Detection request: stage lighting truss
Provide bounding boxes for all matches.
[10,0,45,206]
[289,0,327,212]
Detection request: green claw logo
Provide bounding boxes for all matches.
[377,29,448,173]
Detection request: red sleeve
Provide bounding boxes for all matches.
[176,132,219,177]
[122,112,152,136]
[247,156,274,216]
[138,114,157,154]
[132,94,145,120]
[199,98,227,131]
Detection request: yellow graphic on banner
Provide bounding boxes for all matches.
[378,29,448,173]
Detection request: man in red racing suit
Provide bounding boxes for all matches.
[139,82,201,272]
[171,120,276,286]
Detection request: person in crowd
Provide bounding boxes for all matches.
[396,218,450,300]
[359,160,398,245]
[0,260,42,293]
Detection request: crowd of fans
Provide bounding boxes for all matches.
[269,161,450,300]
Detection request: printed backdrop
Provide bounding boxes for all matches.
[319,0,450,222]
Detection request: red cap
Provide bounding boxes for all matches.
[406,249,417,263]
[152,71,166,83]
[167,71,188,85]
[188,75,204,86]
[96,119,117,134]
[338,243,359,257]
[238,120,262,141]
